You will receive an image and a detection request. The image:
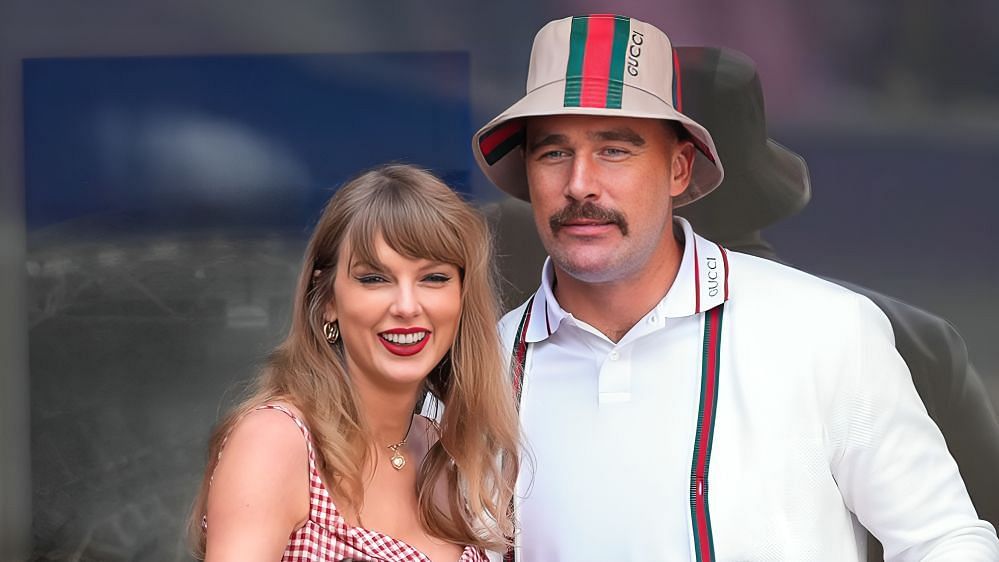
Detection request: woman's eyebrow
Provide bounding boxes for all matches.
[348,259,383,271]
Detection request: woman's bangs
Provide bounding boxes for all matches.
[345,188,465,270]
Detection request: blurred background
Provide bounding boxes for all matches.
[1,0,997,560]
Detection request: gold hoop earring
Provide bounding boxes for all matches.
[323,321,340,344]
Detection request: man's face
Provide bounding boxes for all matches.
[524,114,693,284]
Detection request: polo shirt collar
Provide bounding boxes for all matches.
[659,217,731,319]
[523,217,730,343]
[523,260,564,343]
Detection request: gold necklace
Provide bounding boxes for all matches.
[386,413,415,471]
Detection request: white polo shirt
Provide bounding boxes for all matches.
[499,218,998,561]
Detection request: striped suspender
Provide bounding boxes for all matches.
[691,305,724,562]
[511,296,535,411]
[504,297,724,562]
[504,296,534,562]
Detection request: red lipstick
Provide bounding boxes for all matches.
[378,328,431,357]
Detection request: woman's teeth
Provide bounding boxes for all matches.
[381,332,427,345]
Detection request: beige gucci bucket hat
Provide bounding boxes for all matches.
[473,14,725,206]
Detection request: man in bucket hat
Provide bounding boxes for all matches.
[474,14,999,560]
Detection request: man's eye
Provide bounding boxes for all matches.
[539,150,567,160]
[602,147,629,157]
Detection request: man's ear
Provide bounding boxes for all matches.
[668,141,696,198]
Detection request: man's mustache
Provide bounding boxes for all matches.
[549,201,628,236]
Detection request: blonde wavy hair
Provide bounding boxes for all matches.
[189,164,520,555]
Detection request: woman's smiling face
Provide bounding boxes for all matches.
[327,233,462,394]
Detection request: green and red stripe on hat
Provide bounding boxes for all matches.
[564,14,632,109]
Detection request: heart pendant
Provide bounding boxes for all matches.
[390,451,406,470]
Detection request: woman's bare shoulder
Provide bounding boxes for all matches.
[222,406,309,466]
[204,407,311,561]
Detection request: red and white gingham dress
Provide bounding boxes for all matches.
[211,404,488,562]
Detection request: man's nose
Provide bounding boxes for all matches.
[564,154,601,201]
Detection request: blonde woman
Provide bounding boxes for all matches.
[190,164,520,561]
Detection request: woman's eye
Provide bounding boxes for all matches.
[356,274,387,284]
[424,273,452,284]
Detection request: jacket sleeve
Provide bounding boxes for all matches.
[872,290,999,529]
[829,294,999,560]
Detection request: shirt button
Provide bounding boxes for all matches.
[649,315,658,323]
[609,350,620,361]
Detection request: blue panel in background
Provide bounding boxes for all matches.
[23,52,471,230]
